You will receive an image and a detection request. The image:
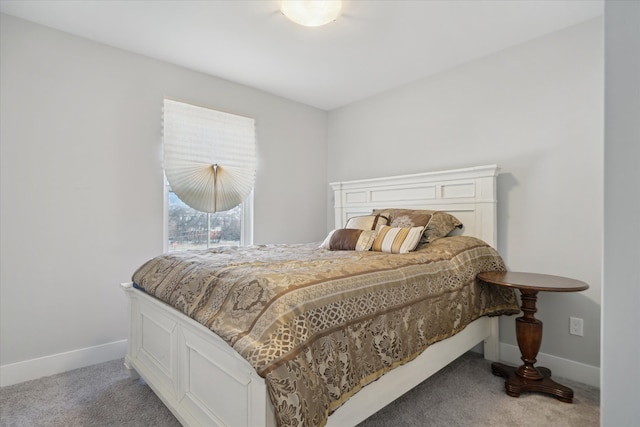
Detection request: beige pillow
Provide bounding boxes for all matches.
[320,229,377,251]
[345,214,388,230]
[373,208,462,243]
[371,225,424,254]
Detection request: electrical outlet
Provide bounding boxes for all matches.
[569,317,584,336]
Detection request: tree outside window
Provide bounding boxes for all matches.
[167,191,241,251]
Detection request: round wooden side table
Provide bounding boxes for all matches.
[477,271,589,403]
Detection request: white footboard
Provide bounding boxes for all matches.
[122,282,276,427]
[122,282,499,427]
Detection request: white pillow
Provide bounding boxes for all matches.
[345,214,388,230]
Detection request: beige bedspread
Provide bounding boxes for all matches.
[132,236,518,427]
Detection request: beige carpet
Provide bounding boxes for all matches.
[0,351,599,427]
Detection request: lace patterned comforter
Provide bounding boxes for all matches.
[132,236,518,427]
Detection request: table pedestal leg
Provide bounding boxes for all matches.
[492,290,575,403]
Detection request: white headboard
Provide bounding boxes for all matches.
[330,165,499,247]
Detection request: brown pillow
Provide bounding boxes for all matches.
[319,229,377,251]
[425,211,464,242]
[372,208,462,243]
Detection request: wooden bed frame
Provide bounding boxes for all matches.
[122,164,500,427]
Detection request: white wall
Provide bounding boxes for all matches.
[0,14,328,383]
[602,1,640,424]
[328,19,603,376]
[0,11,611,391]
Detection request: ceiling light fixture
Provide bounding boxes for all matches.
[280,0,342,27]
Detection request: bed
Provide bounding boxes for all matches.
[121,164,518,427]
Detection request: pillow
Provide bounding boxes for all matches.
[371,225,425,254]
[372,208,462,243]
[345,214,388,230]
[425,211,463,242]
[320,229,377,251]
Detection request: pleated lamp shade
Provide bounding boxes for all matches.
[163,99,256,213]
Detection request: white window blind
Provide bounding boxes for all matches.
[163,99,256,213]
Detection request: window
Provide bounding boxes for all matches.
[165,186,253,252]
[162,99,255,252]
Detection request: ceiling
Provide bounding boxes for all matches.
[0,0,603,110]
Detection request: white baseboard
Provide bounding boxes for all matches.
[499,343,600,388]
[0,340,600,390]
[0,340,127,387]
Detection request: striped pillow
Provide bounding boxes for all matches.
[372,225,425,254]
